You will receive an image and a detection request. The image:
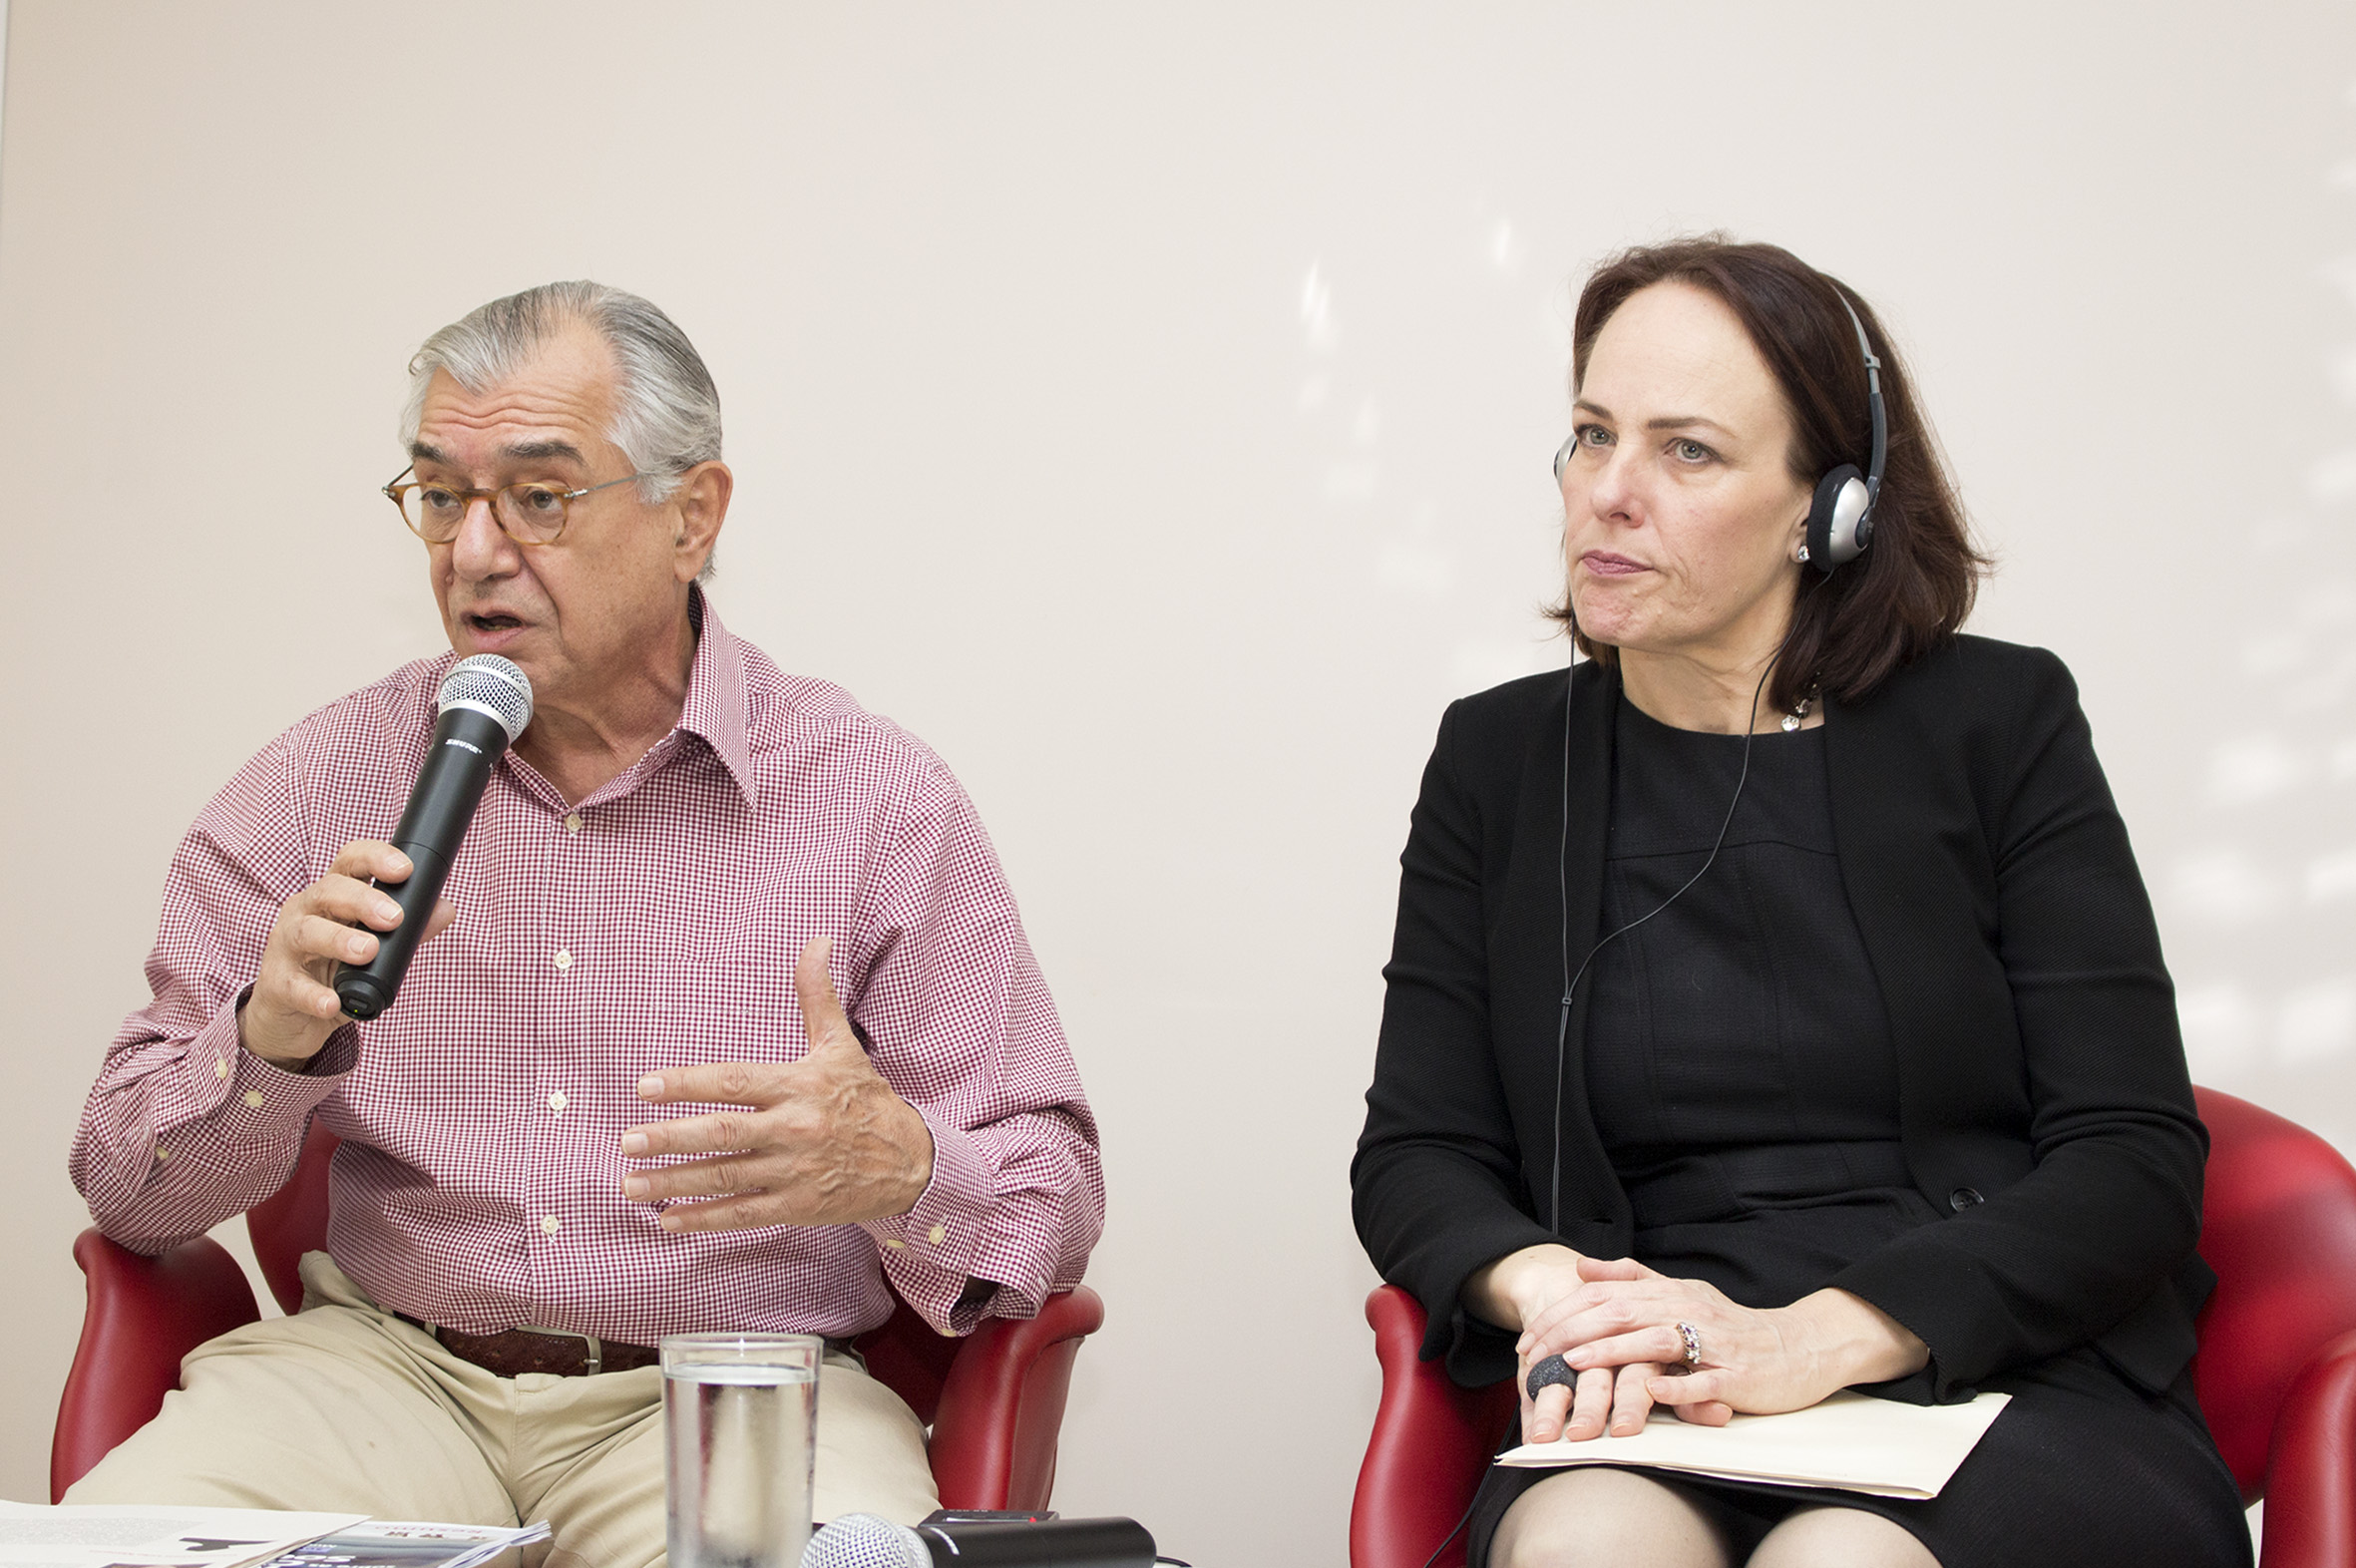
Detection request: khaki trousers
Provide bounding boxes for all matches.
[66,1252,940,1566]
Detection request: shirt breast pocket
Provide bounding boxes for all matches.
[646,957,805,1069]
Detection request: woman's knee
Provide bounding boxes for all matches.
[1748,1505,1939,1568]
[1491,1469,1732,1568]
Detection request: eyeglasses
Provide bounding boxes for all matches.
[381,465,652,546]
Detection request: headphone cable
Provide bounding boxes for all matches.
[1549,624,1798,1236]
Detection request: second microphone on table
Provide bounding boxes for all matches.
[802,1513,1160,1568]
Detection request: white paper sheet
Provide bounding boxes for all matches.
[0,1503,365,1568]
[252,1519,552,1568]
[1495,1389,2013,1499]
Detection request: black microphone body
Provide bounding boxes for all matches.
[801,1513,1158,1568]
[335,703,517,1020]
[912,1518,1155,1568]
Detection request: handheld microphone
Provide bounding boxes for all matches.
[801,1513,1157,1568]
[334,654,533,1020]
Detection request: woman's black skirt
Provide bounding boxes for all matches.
[1465,1349,2251,1568]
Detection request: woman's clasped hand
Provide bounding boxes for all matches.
[1504,1249,1927,1446]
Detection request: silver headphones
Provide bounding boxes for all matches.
[1802,297,1887,573]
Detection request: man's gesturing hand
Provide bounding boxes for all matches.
[620,937,937,1231]
[241,839,457,1069]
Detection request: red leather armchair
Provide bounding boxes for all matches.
[53,1124,1103,1510]
[1351,1086,2356,1568]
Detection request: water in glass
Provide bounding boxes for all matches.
[664,1356,819,1568]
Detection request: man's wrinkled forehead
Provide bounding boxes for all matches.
[410,435,589,470]
[409,328,620,473]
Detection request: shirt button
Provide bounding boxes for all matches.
[554,949,574,972]
[155,1146,173,1162]
[548,1091,569,1112]
[243,1089,265,1109]
[1949,1186,1985,1212]
[213,1057,229,1079]
[542,1214,563,1235]
[927,1223,947,1246]
[564,813,584,834]
[882,1238,905,1250]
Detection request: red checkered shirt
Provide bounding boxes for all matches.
[71,594,1102,1341]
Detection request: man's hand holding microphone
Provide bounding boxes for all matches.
[237,839,456,1070]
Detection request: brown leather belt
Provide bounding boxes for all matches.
[394,1315,854,1378]
[396,1314,658,1377]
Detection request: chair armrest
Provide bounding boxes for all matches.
[51,1227,260,1502]
[2259,1326,2356,1568]
[1352,1285,1516,1568]
[926,1287,1105,1511]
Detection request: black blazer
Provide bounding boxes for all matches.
[1352,635,2213,1400]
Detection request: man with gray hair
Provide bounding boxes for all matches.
[67,282,1104,1563]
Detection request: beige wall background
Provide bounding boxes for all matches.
[3,2,2353,1561]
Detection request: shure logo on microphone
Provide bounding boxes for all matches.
[446,738,484,755]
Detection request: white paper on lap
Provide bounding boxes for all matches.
[1494,1389,2013,1500]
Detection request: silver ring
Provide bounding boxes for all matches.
[1675,1321,1702,1371]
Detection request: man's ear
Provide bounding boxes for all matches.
[671,461,734,583]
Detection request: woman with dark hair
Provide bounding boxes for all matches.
[1352,237,2248,1568]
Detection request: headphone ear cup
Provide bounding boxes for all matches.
[1805,464,1869,572]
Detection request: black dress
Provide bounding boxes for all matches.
[1463,698,2248,1566]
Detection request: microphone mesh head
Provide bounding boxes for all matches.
[437,654,534,741]
[800,1514,928,1568]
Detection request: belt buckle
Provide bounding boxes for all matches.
[519,1325,604,1375]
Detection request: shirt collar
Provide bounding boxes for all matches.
[673,584,759,810]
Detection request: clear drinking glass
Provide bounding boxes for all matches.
[661,1333,823,1568]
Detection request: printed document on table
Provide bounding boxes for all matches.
[0,1501,364,1568]
[251,1519,552,1568]
[1495,1389,2013,1499]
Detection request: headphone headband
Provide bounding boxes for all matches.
[1836,295,1887,517]
[1800,292,1888,573]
